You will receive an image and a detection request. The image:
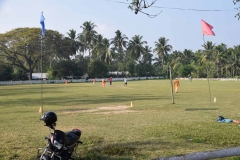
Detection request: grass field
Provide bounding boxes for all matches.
[0,79,240,160]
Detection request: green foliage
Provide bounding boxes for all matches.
[0,28,73,80]
[176,65,194,77]
[1,25,240,79]
[88,60,108,78]
[0,63,14,81]
[48,60,83,79]
[12,68,28,80]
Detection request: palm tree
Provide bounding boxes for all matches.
[127,35,147,61]
[181,49,194,65]
[102,38,112,65]
[110,30,128,61]
[201,41,216,61]
[228,45,240,77]
[141,45,153,65]
[153,37,172,70]
[66,29,83,57]
[213,44,228,77]
[92,34,112,64]
[78,21,98,58]
[91,34,104,60]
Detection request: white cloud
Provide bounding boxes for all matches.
[4,6,10,13]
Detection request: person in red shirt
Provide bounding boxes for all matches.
[109,77,112,85]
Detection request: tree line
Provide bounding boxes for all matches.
[0,21,240,81]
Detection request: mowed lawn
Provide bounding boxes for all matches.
[0,79,240,160]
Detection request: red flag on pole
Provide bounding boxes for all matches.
[201,19,215,36]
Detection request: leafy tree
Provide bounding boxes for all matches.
[92,35,112,64]
[48,60,83,80]
[0,62,14,81]
[127,35,147,61]
[66,29,83,56]
[0,28,72,80]
[126,60,135,76]
[88,60,108,78]
[154,37,172,74]
[110,30,128,61]
[79,21,98,58]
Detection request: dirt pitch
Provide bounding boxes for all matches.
[63,105,138,114]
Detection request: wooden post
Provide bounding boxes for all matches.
[169,66,174,104]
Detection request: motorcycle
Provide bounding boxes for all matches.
[37,112,82,160]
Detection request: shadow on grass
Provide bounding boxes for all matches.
[185,108,219,111]
[0,93,170,110]
[29,137,192,160]
[0,84,90,96]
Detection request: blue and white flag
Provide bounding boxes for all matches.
[40,12,45,36]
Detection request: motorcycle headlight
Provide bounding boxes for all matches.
[53,140,63,149]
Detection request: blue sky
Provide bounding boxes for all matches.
[0,0,239,53]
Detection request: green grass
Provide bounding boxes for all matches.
[0,79,240,160]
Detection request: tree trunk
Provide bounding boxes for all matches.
[28,70,33,80]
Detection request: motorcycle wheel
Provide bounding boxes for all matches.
[37,154,51,160]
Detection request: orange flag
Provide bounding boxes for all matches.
[201,19,215,36]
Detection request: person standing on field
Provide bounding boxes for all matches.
[93,78,96,84]
[174,78,180,93]
[124,77,127,87]
[109,77,112,85]
[102,77,105,87]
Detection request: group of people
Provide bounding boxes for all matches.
[93,76,181,92]
[93,77,128,87]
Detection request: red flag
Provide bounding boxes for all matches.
[201,19,215,36]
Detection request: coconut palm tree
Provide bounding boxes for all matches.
[127,35,147,61]
[142,46,153,64]
[228,45,240,77]
[78,21,98,58]
[92,34,112,64]
[66,29,86,57]
[91,34,105,60]
[110,30,128,61]
[213,44,228,77]
[153,37,172,70]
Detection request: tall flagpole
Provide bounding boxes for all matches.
[41,34,43,114]
[203,34,211,103]
[40,12,45,114]
[201,19,215,103]
[203,34,206,44]
[169,66,174,104]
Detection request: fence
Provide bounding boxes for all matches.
[0,77,239,86]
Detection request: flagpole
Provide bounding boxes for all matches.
[40,34,43,114]
[169,66,174,104]
[206,68,211,103]
[201,19,215,103]
[203,34,206,44]
[202,34,211,103]
[40,12,45,114]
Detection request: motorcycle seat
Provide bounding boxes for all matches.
[65,129,81,147]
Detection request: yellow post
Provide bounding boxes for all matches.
[39,107,42,113]
[131,102,133,107]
